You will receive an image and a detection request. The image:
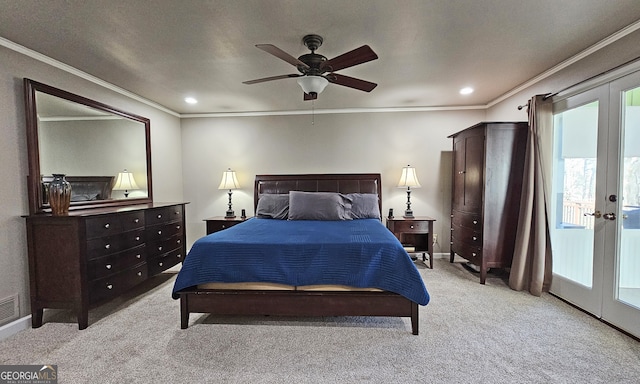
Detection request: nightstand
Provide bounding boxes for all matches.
[204,216,248,235]
[386,216,436,269]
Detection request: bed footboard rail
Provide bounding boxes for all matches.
[178,289,419,335]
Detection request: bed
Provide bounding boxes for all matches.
[172,173,430,334]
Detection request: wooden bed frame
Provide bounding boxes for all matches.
[177,173,420,334]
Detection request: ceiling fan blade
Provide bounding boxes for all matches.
[243,74,302,85]
[320,45,378,72]
[256,44,310,69]
[303,92,318,101]
[327,73,377,92]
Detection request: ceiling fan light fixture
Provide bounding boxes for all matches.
[297,75,329,95]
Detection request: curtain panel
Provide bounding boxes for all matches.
[509,95,554,296]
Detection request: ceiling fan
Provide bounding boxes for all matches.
[243,34,378,101]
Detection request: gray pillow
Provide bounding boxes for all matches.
[347,193,381,219]
[256,194,289,219]
[288,191,352,221]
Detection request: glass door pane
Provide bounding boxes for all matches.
[618,86,640,309]
[551,102,599,287]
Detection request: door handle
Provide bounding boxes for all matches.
[602,213,616,221]
[584,211,602,218]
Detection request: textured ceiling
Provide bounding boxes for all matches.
[1,0,640,114]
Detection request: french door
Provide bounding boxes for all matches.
[550,70,640,338]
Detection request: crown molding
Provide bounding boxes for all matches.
[4,18,640,119]
[0,36,180,117]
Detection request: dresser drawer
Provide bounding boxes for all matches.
[451,211,481,230]
[147,248,183,276]
[147,234,184,258]
[89,262,148,303]
[85,216,123,239]
[86,229,145,259]
[87,245,146,280]
[120,211,146,231]
[145,205,184,226]
[451,223,482,245]
[451,239,482,264]
[390,220,430,233]
[146,221,184,242]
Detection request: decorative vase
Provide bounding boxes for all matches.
[48,174,72,215]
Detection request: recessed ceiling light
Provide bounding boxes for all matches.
[459,87,474,95]
[185,97,198,104]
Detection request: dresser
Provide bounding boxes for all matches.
[448,122,527,283]
[25,202,187,329]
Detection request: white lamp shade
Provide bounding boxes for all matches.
[113,169,139,191]
[397,166,421,188]
[297,75,329,95]
[218,169,240,190]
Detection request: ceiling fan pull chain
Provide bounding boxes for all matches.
[312,100,315,125]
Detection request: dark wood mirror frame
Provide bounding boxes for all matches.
[24,78,153,215]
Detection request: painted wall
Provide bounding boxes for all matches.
[180,110,486,251]
[0,45,183,320]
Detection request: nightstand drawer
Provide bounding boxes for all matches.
[206,219,244,234]
[390,220,430,233]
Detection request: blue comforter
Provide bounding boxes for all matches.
[172,218,429,305]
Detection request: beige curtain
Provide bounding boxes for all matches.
[509,95,553,296]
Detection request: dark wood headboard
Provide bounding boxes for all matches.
[254,173,382,214]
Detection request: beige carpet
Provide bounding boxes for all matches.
[1,259,639,383]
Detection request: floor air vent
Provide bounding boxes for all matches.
[0,294,19,326]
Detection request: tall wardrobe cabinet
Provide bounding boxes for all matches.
[448,122,528,283]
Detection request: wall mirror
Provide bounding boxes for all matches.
[24,79,152,215]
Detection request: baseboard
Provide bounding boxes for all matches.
[0,315,31,341]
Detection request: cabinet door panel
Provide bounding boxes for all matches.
[452,138,466,211]
[463,134,484,211]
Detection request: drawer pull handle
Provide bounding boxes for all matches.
[472,252,477,257]
[410,225,414,229]
[222,225,226,229]
[175,211,180,215]
[134,218,139,223]
[176,225,181,229]
[107,284,113,290]
[104,244,111,250]
[135,236,140,241]
[159,262,163,267]
[106,264,112,270]
[157,214,162,219]
[177,254,182,258]
[158,230,162,235]
[158,246,163,251]
[472,236,477,241]
[177,239,181,244]
[473,220,478,224]
[137,271,143,277]
[136,254,141,259]
[104,223,110,229]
